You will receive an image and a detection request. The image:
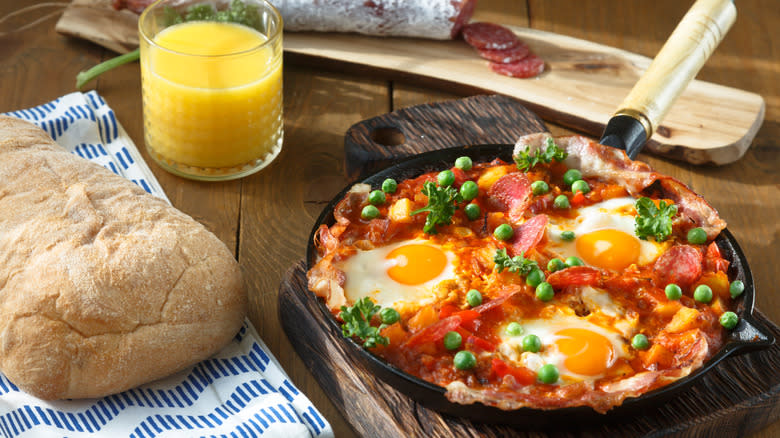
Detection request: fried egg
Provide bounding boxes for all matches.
[546,197,668,270]
[338,239,457,311]
[498,314,629,382]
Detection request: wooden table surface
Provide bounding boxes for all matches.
[1,0,777,436]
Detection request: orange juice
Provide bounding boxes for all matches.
[140,18,282,178]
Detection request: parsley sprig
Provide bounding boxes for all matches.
[514,137,568,172]
[494,248,538,275]
[340,297,389,349]
[634,197,678,242]
[410,181,462,234]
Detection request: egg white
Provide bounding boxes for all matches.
[337,239,457,312]
[497,313,630,383]
[546,197,667,268]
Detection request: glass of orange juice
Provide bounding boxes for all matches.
[139,0,283,181]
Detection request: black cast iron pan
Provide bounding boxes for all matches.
[305,0,774,427]
[305,143,775,426]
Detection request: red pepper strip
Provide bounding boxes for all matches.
[453,309,481,332]
[471,291,519,314]
[439,304,459,319]
[403,315,462,348]
[466,335,496,352]
[547,266,602,288]
[570,191,587,208]
[704,241,730,273]
[491,358,536,385]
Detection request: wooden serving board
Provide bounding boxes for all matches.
[280,97,780,436]
[55,0,765,165]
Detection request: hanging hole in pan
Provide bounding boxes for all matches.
[371,126,405,147]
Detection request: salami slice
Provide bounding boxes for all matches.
[478,43,530,64]
[511,214,548,255]
[490,54,546,78]
[462,22,521,50]
[653,245,703,289]
[487,173,532,222]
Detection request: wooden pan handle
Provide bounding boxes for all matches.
[614,0,736,138]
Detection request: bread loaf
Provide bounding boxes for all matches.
[0,116,247,399]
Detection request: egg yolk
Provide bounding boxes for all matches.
[575,229,640,270]
[386,244,447,285]
[555,328,615,376]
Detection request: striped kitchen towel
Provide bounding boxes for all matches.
[1,92,333,438]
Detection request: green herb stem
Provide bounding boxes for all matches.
[76,48,140,90]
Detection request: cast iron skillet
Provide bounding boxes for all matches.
[305,143,775,426]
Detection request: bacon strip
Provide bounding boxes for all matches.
[512,134,727,238]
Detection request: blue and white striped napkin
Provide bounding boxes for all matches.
[1,92,333,438]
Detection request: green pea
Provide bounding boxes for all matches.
[694,284,713,303]
[455,156,473,171]
[443,331,463,350]
[379,307,400,325]
[729,280,745,298]
[665,283,682,300]
[522,334,541,353]
[460,180,479,201]
[453,350,476,370]
[361,205,379,220]
[720,311,739,330]
[531,180,549,195]
[536,282,554,302]
[464,203,481,221]
[547,258,566,272]
[554,195,570,209]
[560,231,575,241]
[493,224,514,241]
[631,334,650,350]
[571,180,590,194]
[526,269,545,288]
[466,289,483,307]
[438,170,455,187]
[381,178,397,194]
[687,227,707,245]
[565,256,584,267]
[537,364,559,384]
[368,189,386,205]
[505,322,523,336]
[563,169,582,186]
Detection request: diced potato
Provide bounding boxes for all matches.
[407,306,438,332]
[654,301,683,319]
[453,226,473,237]
[388,198,413,223]
[380,323,408,347]
[641,344,674,369]
[477,165,511,191]
[665,307,701,333]
[696,272,730,300]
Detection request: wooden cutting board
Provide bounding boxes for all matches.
[279,97,780,437]
[55,0,765,165]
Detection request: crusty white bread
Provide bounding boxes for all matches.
[0,116,246,399]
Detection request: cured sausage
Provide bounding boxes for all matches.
[487,173,532,222]
[548,266,603,289]
[276,0,477,39]
[115,0,477,39]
